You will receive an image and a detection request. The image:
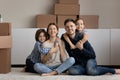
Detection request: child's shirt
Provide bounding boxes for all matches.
[36,41,51,55]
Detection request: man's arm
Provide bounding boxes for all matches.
[76,41,96,59]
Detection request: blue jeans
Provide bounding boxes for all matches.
[34,57,75,74]
[68,59,115,75]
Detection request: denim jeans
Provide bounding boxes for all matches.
[34,57,75,74]
[86,59,115,75]
[68,59,115,75]
[25,59,37,73]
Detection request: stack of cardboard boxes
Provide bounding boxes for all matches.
[36,0,79,28]
[55,0,80,28]
[0,23,11,73]
[36,0,99,28]
[36,15,56,28]
[80,15,99,29]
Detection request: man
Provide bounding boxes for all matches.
[61,18,118,75]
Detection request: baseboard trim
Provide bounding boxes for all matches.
[99,65,120,69]
[11,64,120,68]
[12,64,25,67]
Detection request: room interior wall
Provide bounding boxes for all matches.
[0,0,120,28]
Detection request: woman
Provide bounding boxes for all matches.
[34,23,75,76]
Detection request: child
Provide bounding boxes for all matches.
[23,29,58,73]
[63,18,88,49]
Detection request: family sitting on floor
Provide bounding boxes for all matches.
[23,18,120,76]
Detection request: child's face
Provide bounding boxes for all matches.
[76,19,85,32]
[38,32,46,42]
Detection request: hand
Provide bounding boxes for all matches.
[70,44,76,49]
[49,46,58,54]
[76,41,83,50]
[42,53,51,64]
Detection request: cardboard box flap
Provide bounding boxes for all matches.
[0,36,12,48]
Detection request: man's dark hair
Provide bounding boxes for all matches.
[64,18,76,26]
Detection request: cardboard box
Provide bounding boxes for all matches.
[0,23,11,36]
[0,49,11,73]
[57,15,77,28]
[0,36,12,48]
[80,15,99,29]
[54,4,80,15]
[36,15,56,28]
[59,0,79,4]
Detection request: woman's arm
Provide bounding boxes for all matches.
[58,39,67,62]
[41,53,51,63]
[41,41,59,63]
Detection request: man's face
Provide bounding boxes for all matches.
[65,21,76,35]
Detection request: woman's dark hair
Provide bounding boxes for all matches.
[64,18,76,26]
[35,29,48,41]
[47,23,58,39]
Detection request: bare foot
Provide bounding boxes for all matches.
[105,73,112,75]
[41,73,51,76]
[21,68,25,72]
[41,71,58,76]
[115,69,120,74]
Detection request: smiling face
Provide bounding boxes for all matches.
[76,19,85,32]
[47,24,58,38]
[65,21,76,35]
[38,32,46,42]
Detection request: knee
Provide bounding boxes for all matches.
[87,67,98,75]
[68,67,84,75]
[87,59,95,66]
[33,63,40,70]
[68,68,80,75]
[68,57,75,65]
[86,59,98,75]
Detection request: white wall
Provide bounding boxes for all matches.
[0,0,58,28]
[0,0,120,28]
[111,29,120,65]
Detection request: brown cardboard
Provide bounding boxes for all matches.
[0,49,11,73]
[54,4,80,15]
[80,15,99,29]
[0,36,12,48]
[0,23,11,36]
[57,15,77,28]
[36,15,56,28]
[59,0,79,4]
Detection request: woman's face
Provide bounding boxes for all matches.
[38,32,46,42]
[48,25,58,37]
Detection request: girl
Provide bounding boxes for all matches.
[25,29,57,73]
